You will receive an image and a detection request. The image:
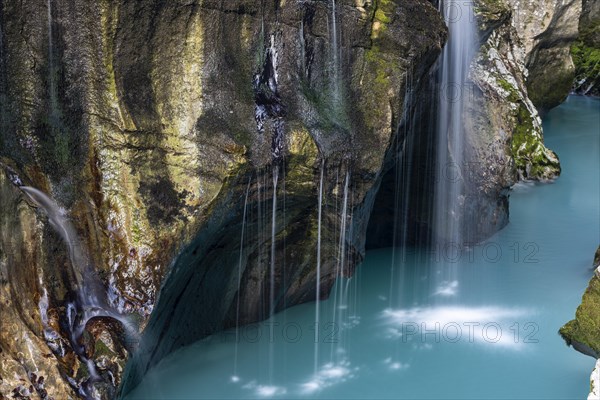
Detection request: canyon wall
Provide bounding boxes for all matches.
[0,0,582,398]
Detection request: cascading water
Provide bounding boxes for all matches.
[270,167,279,317]
[268,166,279,383]
[21,188,91,296]
[313,160,325,374]
[20,187,136,398]
[433,0,477,283]
[232,179,252,383]
[330,170,350,361]
[46,0,58,117]
[331,0,340,103]
[388,66,416,307]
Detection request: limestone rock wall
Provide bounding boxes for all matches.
[560,246,600,399]
[506,0,582,113]
[470,0,563,182]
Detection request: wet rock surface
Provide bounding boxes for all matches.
[0,0,579,398]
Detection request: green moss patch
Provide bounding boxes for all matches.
[497,78,520,103]
[560,275,600,356]
[94,339,117,358]
[511,103,560,180]
[571,40,600,94]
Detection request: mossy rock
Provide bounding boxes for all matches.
[94,339,117,359]
[497,78,520,103]
[560,274,600,358]
[511,103,560,180]
[571,39,600,96]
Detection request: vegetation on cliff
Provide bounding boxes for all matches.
[572,0,600,96]
[560,246,600,358]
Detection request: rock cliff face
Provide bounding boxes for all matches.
[0,173,77,399]
[572,0,600,96]
[118,0,449,394]
[560,246,600,399]
[0,0,447,397]
[0,0,580,398]
[561,246,600,355]
[506,0,582,113]
[367,0,568,249]
[472,0,566,181]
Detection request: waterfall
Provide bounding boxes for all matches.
[46,0,58,119]
[332,0,339,88]
[268,166,279,383]
[433,0,476,271]
[256,169,263,306]
[313,160,325,374]
[300,19,306,78]
[330,0,343,109]
[388,67,416,306]
[20,187,136,398]
[232,179,251,383]
[0,10,4,130]
[21,187,88,293]
[269,167,279,316]
[330,170,350,360]
[338,171,350,281]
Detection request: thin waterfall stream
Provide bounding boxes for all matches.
[233,178,252,383]
[269,166,280,384]
[313,160,325,375]
[431,0,477,295]
[331,0,339,103]
[46,0,57,117]
[270,167,279,317]
[330,169,350,362]
[20,187,136,398]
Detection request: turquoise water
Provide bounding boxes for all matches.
[127,96,600,399]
